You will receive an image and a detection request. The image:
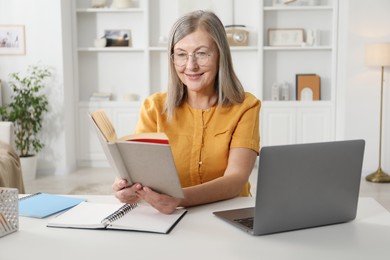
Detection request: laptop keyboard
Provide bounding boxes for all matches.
[234,217,254,229]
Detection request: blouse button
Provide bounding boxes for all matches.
[199,161,202,165]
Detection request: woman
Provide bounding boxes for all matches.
[113,10,260,214]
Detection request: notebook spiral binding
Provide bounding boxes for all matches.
[102,203,138,224]
[0,188,19,238]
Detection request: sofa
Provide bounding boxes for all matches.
[0,122,25,193]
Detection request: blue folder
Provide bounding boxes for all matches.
[19,193,86,218]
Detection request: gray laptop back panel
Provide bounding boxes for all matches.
[253,139,365,235]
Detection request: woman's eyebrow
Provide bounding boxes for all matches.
[174,45,211,52]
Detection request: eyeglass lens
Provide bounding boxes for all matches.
[172,52,210,66]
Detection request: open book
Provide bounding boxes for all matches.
[47,201,187,234]
[89,109,184,198]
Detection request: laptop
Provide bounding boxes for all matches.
[213,139,365,236]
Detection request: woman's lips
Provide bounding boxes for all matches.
[186,73,203,80]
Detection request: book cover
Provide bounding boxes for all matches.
[89,109,184,198]
[19,193,86,218]
[47,201,187,234]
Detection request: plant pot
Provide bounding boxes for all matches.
[20,155,38,181]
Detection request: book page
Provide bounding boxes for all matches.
[90,109,118,142]
[118,132,169,144]
[47,202,126,229]
[91,109,169,144]
[47,202,187,234]
[108,204,187,233]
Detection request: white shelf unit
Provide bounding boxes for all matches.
[74,1,149,104]
[72,0,339,166]
[260,0,338,146]
[261,0,337,101]
[72,0,150,166]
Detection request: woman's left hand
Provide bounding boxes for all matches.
[136,186,182,214]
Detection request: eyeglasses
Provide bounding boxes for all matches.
[171,51,212,67]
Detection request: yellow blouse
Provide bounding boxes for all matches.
[135,92,261,196]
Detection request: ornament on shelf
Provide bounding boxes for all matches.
[91,0,107,8]
[271,82,280,101]
[123,93,140,102]
[94,37,107,48]
[158,35,168,47]
[280,82,290,101]
[225,25,249,47]
[111,0,133,9]
[306,29,315,46]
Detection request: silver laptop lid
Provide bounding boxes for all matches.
[253,139,365,235]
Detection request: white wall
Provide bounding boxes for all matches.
[340,0,390,174]
[0,0,76,176]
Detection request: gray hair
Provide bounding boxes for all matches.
[165,10,245,120]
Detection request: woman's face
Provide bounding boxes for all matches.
[173,28,219,95]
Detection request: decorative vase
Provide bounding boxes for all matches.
[20,155,38,181]
[94,38,107,48]
[91,0,107,8]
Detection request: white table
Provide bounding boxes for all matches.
[1,196,390,260]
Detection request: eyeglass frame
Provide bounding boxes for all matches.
[170,51,213,67]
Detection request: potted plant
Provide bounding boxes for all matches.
[0,64,51,180]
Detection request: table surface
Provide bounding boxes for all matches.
[1,196,390,260]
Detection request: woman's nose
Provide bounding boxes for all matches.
[186,55,199,71]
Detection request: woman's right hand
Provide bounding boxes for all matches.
[112,178,143,204]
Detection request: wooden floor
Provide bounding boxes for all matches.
[24,167,390,211]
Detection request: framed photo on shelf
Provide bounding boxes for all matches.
[0,25,25,55]
[268,28,304,47]
[296,74,321,101]
[104,29,132,47]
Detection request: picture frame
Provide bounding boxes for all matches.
[104,29,132,47]
[296,74,321,101]
[268,28,304,47]
[0,25,25,55]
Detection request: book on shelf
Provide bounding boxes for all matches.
[89,109,184,198]
[19,193,86,218]
[47,201,187,234]
[89,92,112,101]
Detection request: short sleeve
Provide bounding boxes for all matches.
[230,94,261,154]
[135,92,167,133]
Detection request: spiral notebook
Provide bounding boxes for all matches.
[47,201,187,234]
[19,193,86,218]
